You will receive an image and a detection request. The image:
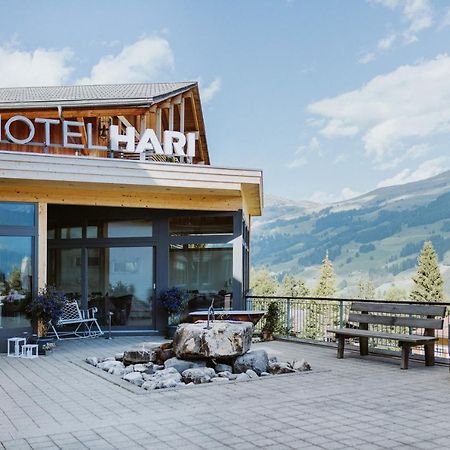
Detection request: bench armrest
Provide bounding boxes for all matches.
[81,307,98,319]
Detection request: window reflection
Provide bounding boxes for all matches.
[169,216,233,236]
[169,244,233,312]
[0,236,33,329]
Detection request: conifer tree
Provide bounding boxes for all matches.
[304,252,337,339]
[384,284,407,302]
[410,241,444,301]
[314,251,336,297]
[277,274,309,297]
[356,279,375,300]
[250,268,279,297]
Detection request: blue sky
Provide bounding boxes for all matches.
[1,0,450,203]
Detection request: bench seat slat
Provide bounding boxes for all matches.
[328,327,438,343]
[348,313,444,329]
[351,302,446,317]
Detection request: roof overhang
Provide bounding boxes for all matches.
[0,151,263,215]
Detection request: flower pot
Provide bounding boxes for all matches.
[29,335,55,355]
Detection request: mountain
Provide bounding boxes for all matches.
[252,170,450,297]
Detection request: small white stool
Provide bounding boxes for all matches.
[21,344,38,359]
[7,337,26,357]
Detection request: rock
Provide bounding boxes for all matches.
[269,356,278,363]
[236,373,250,382]
[164,357,206,373]
[173,321,253,359]
[134,363,154,374]
[123,365,134,374]
[122,342,159,365]
[115,352,124,361]
[233,350,269,376]
[97,360,124,372]
[153,364,164,371]
[152,348,175,365]
[142,367,182,389]
[123,372,144,386]
[245,369,259,379]
[292,359,311,372]
[228,374,238,380]
[215,363,233,373]
[260,372,270,377]
[211,377,229,383]
[217,371,233,378]
[109,367,125,377]
[142,381,157,390]
[85,356,98,366]
[181,367,216,384]
[101,356,115,362]
[268,362,295,375]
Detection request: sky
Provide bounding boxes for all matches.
[1,0,450,204]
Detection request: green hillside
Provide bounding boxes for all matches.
[252,172,450,297]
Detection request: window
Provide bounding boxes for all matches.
[0,202,36,329]
[169,244,233,311]
[169,215,233,236]
[106,220,153,238]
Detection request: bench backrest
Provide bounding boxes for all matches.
[61,301,82,321]
[348,302,446,331]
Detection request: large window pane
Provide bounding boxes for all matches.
[0,203,35,226]
[169,244,233,311]
[0,236,33,329]
[106,220,153,238]
[88,247,154,327]
[47,248,82,301]
[169,216,233,236]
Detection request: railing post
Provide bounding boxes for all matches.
[286,298,291,335]
[339,300,344,329]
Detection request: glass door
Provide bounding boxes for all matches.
[87,246,155,329]
[48,246,155,330]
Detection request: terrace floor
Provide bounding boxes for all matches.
[0,337,449,449]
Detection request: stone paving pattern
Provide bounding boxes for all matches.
[0,337,449,449]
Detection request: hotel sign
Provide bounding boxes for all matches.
[0,115,196,157]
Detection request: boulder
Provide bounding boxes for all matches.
[215,363,233,373]
[173,321,253,359]
[217,371,233,378]
[164,357,206,373]
[292,359,311,372]
[181,367,216,384]
[122,342,158,365]
[260,372,270,377]
[115,352,124,361]
[123,372,144,386]
[233,350,269,376]
[142,368,182,389]
[211,377,229,383]
[85,356,98,366]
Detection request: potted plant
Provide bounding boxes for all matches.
[261,301,281,341]
[25,286,67,354]
[158,287,188,338]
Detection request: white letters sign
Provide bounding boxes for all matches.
[0,115,196,159]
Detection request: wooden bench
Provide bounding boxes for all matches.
[327,302,446,369]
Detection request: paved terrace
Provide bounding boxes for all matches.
[0,337,449,450]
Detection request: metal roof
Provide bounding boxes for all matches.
[0,82,197,110]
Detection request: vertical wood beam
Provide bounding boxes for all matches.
[156,108,162,141]
[169,103,174,131]
[37,203,47,290]
[180,97,185,134]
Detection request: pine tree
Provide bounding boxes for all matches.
[384,284,407,302]
[304,252,337,340]
[356,279,375,300]
[410,241,444,301]
[250,268,279,297]
[277,274,309,297]
[314,251,336,297]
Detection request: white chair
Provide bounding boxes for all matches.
[49,301,104,340]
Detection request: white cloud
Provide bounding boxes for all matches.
[287,157,307,169]
[308,54,450,163]
[310,187,361,204]
[0,44,73,87]
[378,33,397,49]
[370,0,433,46]
[201,77,222,104]
[77,36,174,84]
[358,52,376,64]
[377,143,430,169]
[438,7,450,30]
[377,157,450,187]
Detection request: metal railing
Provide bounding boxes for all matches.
[246,295,450,361]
